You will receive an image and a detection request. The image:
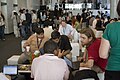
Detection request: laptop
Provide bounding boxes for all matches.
[3,65,18,75]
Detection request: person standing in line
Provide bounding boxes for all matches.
[31,10,38,33]
[19,9,27,39]
[11,11,20,38]
[25,9,32,37]
[99,0,120,80]
[0,11,5,40]
[31,40,69,80]
[80,8,87,29]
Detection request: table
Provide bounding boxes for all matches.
[64,56,80,70]
[18,64,31,73]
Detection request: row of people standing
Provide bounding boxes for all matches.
[11,8,61,40]
[12,9,43,39]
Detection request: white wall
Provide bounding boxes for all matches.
[17,0,27,9]
[110,0,119,18]
[1,0,13,34]
[32,0,40,10]
[0,0,1,10]
[6,0,14,33]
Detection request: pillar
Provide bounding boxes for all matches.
[26,0,32,10]
[110,0,119,18]
[1,0,10,34]
[42,0,45,5]
[0,0,1,10]
[13,0,18,12]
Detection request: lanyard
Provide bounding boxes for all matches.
[36,36,42,49]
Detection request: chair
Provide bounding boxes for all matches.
[7,55,20,65]
[82,72,104,80]
[71,43,80,57]
[21,40,26,52]
[95,31,103,38]
[43,27,53,38]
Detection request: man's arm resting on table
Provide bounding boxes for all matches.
[80,59,94,68]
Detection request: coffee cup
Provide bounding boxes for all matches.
[26,46,30,52]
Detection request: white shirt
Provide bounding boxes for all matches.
[92,19,97,29]
[32,13,37,23]
[31,54,69,80]
[59,24,74,36]
[20,13,26,21]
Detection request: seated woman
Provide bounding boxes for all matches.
[18,28,49,64]
[74,28,107,80]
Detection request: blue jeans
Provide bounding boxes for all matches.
[0,25,5,39]
[20,25,27,39]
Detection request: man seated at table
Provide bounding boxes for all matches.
[18,28,49,64]
[58,20,74,40]
[31,40,70,80]
[50,31,72,58]
[74,28,107,80]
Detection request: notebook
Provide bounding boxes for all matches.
[3,65,18,75]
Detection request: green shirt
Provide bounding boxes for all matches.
[103,22,120,71]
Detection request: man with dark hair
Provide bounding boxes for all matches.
[35,27,44,34]
[31,40,69,80]
[23,28,47,53]
[50,31,72,58]
[18,28,49,64]
[43,40,58,54]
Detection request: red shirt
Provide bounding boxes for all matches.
[87,39,107,71]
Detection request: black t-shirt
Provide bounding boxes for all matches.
[58,35,72,51]
[25,13,32,24]
[81,13,87,22]
[96,19,102,29]
[49,35,72,51]
[76,15,81,22]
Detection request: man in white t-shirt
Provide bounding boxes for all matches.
[58,20,74,39]
[31,40,70,80]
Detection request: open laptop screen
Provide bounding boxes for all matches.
[3,65,17,75]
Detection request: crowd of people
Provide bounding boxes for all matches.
[15,1,120,79]
[1,0,120,80]
[9,5,119,41]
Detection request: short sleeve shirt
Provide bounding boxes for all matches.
[31,54,69,80]
[103,22,120,71]
[59,35,72,51]
[87,39,107,71]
